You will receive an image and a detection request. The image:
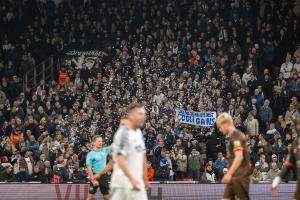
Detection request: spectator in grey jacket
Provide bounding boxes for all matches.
[259,99,273,129]
[244,112,259,137]
[288,73,300,97]
[267,162,280,181]
[26,135,40,160]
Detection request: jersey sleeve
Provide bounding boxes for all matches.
[103,146,112,155]
[231,134,244,152]
[114,127,129,156]
[86,152,93,167]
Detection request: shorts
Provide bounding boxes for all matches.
[223,177,250,200]
[89,174,109,195]
[110,188,148,200]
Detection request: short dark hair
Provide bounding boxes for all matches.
[126,103,144,113]
[92,135,102,142]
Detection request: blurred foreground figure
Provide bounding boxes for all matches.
[272,119,300,199]
[110,103,149,200]
[217,113,251,200]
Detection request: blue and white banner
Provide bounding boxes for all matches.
[176,110,216,126]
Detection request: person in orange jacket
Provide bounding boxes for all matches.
[58,67,68,85]
[147,160,155,181]
[9,127,23,146]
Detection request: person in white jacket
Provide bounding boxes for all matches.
[244,112,259,137]
[293,57,300,76]
[280,55,293,79]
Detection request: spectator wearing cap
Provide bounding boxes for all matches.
[270,154,283,170]
[0,164,15,182]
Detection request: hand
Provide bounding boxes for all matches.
[130,178,141,191]
[271,187,278,197]
[90,175,99,187]
[93,173,102,180]
[221,173,232,184]
[144,180,150,190]
[92,179,99,187]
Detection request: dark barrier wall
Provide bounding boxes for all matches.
[0,183,296,200]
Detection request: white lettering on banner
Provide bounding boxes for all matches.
[176,110,216,126]
[64,50,103,69]
[66,50,102,57]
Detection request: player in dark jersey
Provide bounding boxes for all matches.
[216,112,251,200]
[272,118,300,199]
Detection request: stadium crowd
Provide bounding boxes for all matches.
[0,0,300,184]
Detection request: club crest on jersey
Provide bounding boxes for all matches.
[233,140,241,148]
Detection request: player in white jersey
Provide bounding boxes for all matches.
[110,103,149,200]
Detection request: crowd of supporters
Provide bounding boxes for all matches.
[1,0,300,183]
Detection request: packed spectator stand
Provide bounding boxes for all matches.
[0,0,300,184]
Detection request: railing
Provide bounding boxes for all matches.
[23,55,58,91]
